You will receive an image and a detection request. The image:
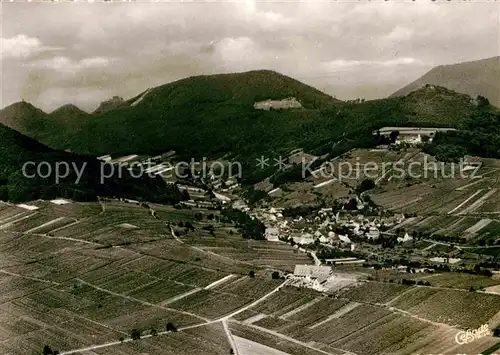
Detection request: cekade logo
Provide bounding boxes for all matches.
[455,324,491,344]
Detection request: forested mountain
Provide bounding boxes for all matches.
[391,56,500,107]
[0,70,490,185]
[0,123,184,203]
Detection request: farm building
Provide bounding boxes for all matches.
[337,234,352,244]
[374,127,457,145]
[366,226,380,240]
[265,227,280,241]
[253,97,302,110]
[293,233,315,245]
[291,265,332,291]
[397,233,413,243]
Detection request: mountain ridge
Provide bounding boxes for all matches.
[391,56,500,107]
[0,123,184,203]
[0,70,488,185]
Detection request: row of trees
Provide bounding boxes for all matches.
[128,322,178,341]
[220,208,266,240]
[424,109,500,161]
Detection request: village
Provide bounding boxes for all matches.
[3,127,500,355]
[90,126,499,298]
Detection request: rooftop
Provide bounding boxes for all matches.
[374,127,457,135]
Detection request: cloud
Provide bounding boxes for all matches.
[0,34,58,58]
[213,37,257,63]
[29,56,114,74]
[385,26,414,42]
[0,2,497,111]
[323,57,427,71]
[38,86,115,111]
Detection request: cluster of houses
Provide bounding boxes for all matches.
[254,206,410,248]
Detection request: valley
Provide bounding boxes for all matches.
[1,152,500,355]
[0,54,499,355]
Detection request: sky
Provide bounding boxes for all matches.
[1,1,499,112]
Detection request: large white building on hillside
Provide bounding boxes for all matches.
[374,127,457,145]
[253,97,302,110]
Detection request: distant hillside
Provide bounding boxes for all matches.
[0,123,184,203]
[92,96,129,115]
[60,71,478,155]
[135,70,339,110]
[391,56,500,107]
[0,70,487,186]
[0,102,90,148]
[49,104,89,123]
[0,101,55,141]
[400,85,477,124]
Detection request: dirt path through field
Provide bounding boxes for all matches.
[34,233,101,245]
[385,286,417,305]
[219,280,289,321]
[170,226,255,266]
[223,319,240,355]
[459,188,497,215]
[236,321,353,355]
[309,302,361,329]
[75,278,209,322]
[24,217,66,234]
[447,189,484,214]
[0,269,61,286]
[0,212,37,230]
[58,278,289,354]
[280,296,324,320]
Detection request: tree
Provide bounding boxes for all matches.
[248,270,255,278]
[344,198,358,211]
[474,264,482,274]
[131,328,141,340]
[421,135,431,143]
[356,178,375,193]
[166,322,177,332]
[477,95,490,107]
[184,221,195,232]
[390,131,400,144]
[150,327,158,336]
[0,186,8,202]
[181,189,190,201]
[271,271,280,279]
[43,345,53,355]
